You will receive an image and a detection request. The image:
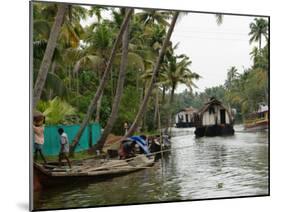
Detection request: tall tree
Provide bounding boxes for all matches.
[249,18,268,50]
[225,66,239,89]
[135,9,172,26]
[69,9,134,155]
[162,54,200,128]
[125,12,179,137]
[33,4,68,108]
[95,9,131,150]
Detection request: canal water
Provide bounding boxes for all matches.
[34,125,269,210]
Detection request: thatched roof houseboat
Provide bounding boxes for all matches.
[194,97,234,137]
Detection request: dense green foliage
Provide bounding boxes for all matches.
[33,2,268,134]
[33,3,198,133]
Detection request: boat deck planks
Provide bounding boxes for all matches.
[34,155,154,187]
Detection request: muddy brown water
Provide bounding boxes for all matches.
[34,125,268,210]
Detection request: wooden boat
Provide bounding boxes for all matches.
[244,104,268,131]
[175,107,198,128]
[34,155,154,188]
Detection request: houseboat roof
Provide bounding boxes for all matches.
[198,98,228,115]
[176,106,198,114]
[185,107,198,113]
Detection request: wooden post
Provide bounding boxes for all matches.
[157,94,164,160]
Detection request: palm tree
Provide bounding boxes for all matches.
[84,23,114,122]
[33,4,68,108]
[69,9,134,155]
[88,6,109,23]
[225,66,239,89]
[135,9,172,26]
[249,18,268,50]
[162,54,200,128]
[124,12,179,137]
[95,9,131,150]
[33,3,88,106]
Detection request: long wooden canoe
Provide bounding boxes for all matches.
[33,155,154,188]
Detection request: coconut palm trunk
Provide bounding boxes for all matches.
[153,88,159,130]
[69,9,133,155]
[125,12,179,137]
[33,4,68,108]
[95,14,131,150]
[167,84,176,129]
[95,91,103,123]
[162,85,166,102]
[48,61,56,99]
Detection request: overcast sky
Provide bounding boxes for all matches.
[171,13,261,93]
[81,8,266,93]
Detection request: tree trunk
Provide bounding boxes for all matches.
[33,4,68,108]
[167,85,176,129]
[162,85,166,103]
[48,61,56,100]
[125,12,179,137]
[95,91,103,123]
[153,88,159,130]
[95,14,130,150]
[110,67,114,105]
[69,9,133,155]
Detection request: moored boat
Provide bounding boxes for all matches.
[34,155,154,188]
[175,107,198,128]
[244,104,268,131]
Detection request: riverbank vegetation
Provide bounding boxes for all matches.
[33,2,268,153]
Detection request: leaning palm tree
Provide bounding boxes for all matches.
[249,18,268,50]
[33,4,68,108]
[69,9,134,155]
[95,9,131,151]
[124,12,179,137]
[83,22,116,122]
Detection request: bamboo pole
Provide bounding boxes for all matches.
[157,91,164,160]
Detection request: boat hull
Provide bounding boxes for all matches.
[195,124,234,137]
[176,122,195,128]
[244,120,268,131]
[34,156,154,188]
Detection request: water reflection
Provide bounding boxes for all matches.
[34,126,268,210]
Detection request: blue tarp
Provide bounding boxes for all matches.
[129,136,150,154]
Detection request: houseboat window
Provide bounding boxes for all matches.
[209,106,215,114]
[220,109,226,124]
[178,115,183,122]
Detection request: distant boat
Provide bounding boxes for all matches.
[194,97,235,137]
[175,107,198,128]
[244,104,268,131]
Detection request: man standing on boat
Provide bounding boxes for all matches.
[58,128,71,168]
